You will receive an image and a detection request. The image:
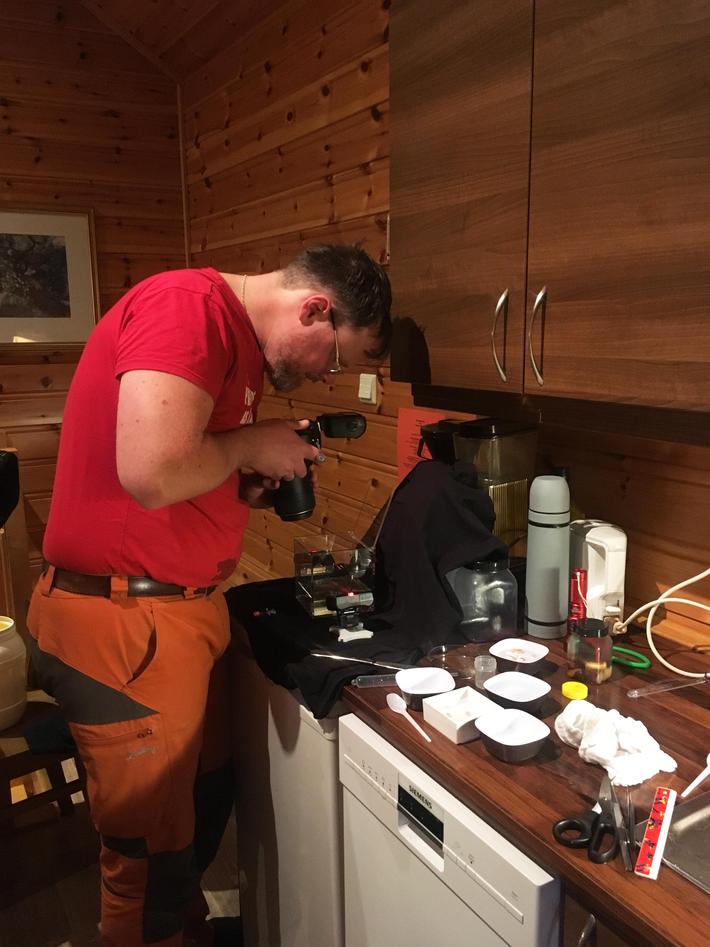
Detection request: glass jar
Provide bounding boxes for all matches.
[0,615,27,731]
[567,618,612,684]
[446,558,518,643]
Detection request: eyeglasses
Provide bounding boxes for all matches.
[326,314,343,375]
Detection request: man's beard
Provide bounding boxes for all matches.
[265,358,302,393]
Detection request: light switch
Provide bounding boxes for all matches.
[358,372,378,404]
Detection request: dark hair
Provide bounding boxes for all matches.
[283,244,392,359]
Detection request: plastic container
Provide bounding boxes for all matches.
[483,671,551,715]
[473,654,497,689]
[422,687,499,744]
[475,708,550,763]
[394,667,456,711]
[0,616,27,731]
[567,618,613,684]
[488,637,549,674]
[446,558,518,643]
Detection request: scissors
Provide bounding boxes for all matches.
[553,775,621,864]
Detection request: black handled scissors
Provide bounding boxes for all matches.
[553,775,620,864]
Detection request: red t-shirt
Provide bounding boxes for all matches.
[43,268,264,587]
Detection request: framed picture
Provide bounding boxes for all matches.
[0,208,99,345]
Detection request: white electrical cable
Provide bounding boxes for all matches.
[617,566,710,679]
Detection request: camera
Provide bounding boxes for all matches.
[274,412,367,521]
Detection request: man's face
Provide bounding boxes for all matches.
[265,317,381,392]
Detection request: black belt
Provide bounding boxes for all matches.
[48,567,216,599]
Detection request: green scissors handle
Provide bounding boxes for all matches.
[612,645,651,669]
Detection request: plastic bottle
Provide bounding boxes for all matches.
[0,616,27,730]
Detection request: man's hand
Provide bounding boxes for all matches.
[236,418,321,481]
[238,473,280,508]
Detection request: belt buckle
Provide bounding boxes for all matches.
[110,576,129,600]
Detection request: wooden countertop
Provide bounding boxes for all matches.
[343,633,710,947]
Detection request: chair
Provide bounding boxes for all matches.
[0,690,86,831]
[0,447,86,830]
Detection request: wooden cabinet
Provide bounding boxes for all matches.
[526,0,710,409]
[563,894,633,947]
[391,0,710,413]
[389,0,533,392]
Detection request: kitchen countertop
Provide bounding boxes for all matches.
[343,632,710,947]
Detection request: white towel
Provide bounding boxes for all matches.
[554,700,677,786]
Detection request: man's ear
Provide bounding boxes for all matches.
[301,294,331,324]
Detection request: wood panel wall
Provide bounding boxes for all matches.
[540,426,710,649]
[180,0,413,586]
[0,0,185,587]
[0,0,705,654]
[179,0,708,654]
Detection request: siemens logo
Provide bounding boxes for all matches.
[407,784,433,810]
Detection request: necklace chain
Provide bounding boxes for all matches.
[241,273,247,310]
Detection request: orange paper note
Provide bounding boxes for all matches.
[396,407,452,482]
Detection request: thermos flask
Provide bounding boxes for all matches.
[525,475,570,639]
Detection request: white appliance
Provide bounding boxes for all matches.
[339,714,560,947]
[232,626,346,947]
[570,519,627,619]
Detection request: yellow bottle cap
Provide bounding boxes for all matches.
[562,681,589,700]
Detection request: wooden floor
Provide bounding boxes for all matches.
[0,797,239,947]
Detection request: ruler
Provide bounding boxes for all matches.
[634,786,677,880]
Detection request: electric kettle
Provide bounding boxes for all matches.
[569,519,627,620]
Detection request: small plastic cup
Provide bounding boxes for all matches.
[474,654,497,689]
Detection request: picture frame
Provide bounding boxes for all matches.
[0,208,99,345]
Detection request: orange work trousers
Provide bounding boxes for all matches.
[27,568,234,946]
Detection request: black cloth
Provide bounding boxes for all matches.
[226,461,507,718]
[371,460,507,649]
[0,450,20,529]
[23,715,76,754]
[226,579,421,719]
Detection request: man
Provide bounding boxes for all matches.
[26,244,392,946]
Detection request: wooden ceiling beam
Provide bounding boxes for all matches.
[79,0,178,80]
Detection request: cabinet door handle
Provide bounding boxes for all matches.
[527,286,546,386]
[491,288,509,382]
[576,913,597,947]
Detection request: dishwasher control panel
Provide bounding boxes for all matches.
[339,713,560,947]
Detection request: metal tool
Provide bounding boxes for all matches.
[552,775,620,864]
[608,782,633,871]
[627,672,710,698]
[311,652,461,679]
[309,652,414,672]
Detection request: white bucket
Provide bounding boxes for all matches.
[0,616,27,731]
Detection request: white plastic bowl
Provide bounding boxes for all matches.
[483,671,551,714]
[475,708,550,762]
[395,667,456,710]
[488,637,549,674]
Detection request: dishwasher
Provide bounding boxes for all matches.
[339,714,560,947]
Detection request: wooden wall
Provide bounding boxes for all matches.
[178,0,709,651]
[540,426,710,648]
[180,0,413,585]
[0,0,184,587]
[0,0,706,652]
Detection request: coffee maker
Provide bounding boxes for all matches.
[418,418,538,550]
